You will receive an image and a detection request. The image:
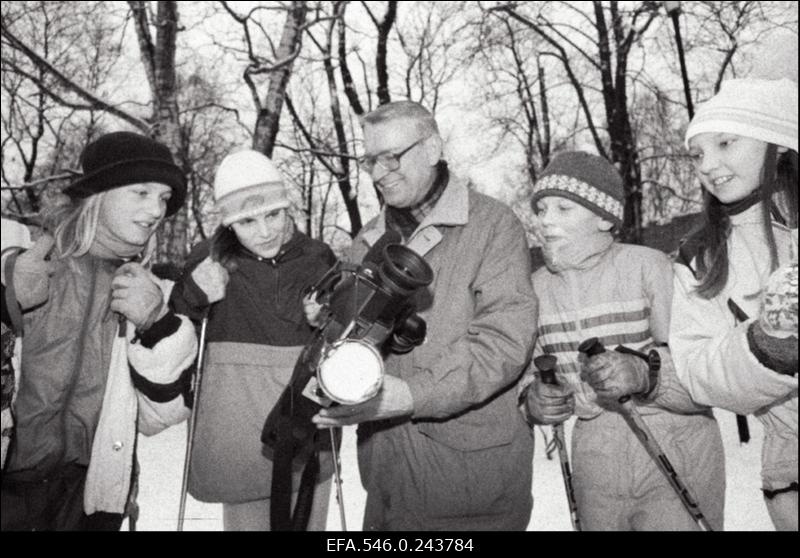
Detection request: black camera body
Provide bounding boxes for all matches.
[262,234,433,531]
[316,242,431,357]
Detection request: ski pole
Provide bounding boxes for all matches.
[534,355,581,531]
[578,338,713,531]
[726,299,752,444]
[178,312,210,532]
[329,427,347,531]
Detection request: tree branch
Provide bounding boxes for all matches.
[375,1,397,105]
[127,1,157,91]
[1,20,149,131]
[337,1,365,116]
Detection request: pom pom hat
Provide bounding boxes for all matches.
[213,150,291,226]
[685,78,798,153]
[64,131,186,217]
[530,151,625,226]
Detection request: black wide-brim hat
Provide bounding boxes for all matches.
[64,131,187,217]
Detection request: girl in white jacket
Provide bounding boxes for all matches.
[672,78,798,531]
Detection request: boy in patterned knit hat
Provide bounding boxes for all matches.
[520,151,726,530]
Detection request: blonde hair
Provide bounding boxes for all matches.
[43,191,157,265]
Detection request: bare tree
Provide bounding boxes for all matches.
[361,0,397,105]
[395,2,472,112]
[218,0,309,157]
[1,1,250,263]
[337,1,397,114]
[303,1,362,235]
[127,1,193,262]
[474,9,553,185]
[277,0,400,240]
[494,1,660,242]
[1,1,124,217]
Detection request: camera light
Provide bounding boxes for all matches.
[318,339,384,405]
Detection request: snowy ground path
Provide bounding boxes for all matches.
[128,408,773,531]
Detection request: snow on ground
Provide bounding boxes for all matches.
[128,407,773,531]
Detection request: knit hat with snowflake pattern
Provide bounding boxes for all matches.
[530,151,624,226]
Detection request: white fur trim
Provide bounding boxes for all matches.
[84,331,137,514]
[83,279,197,514]
[127,313,198,385]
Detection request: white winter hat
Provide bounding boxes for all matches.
[213,149,291,225]
[685,78,798,152]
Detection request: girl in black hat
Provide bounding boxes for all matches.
[1,131,197,531]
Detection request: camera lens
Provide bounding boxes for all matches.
[378,244,433,296]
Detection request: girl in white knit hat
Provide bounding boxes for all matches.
[169,149,337,531]
[673,78,798,531]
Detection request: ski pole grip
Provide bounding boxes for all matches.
[534,354,558,385]
[578,337,605,357]
[578,338,635,405]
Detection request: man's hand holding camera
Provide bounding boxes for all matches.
[312,375,414,427]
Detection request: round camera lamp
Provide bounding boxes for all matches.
[318,339,384,405]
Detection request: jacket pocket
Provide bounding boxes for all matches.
[416,389,518,451]
[188,342,303,502]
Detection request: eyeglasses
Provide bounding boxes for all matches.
[358,136,428,173]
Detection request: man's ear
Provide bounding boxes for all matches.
[777,146,788,154]
[423,135,443,166]
[596,217,614,232]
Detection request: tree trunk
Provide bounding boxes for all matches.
[252,1,308,157]
[375,1,397,105]
[594,1,643,243]
[323,9,362,236]
[129,0,189,264]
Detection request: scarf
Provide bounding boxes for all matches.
[91,222,147,261]
[385,161,449,241]
[542,232,615,274]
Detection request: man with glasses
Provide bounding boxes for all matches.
[313,101,537,530]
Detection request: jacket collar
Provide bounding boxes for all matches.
[363,175,470,257]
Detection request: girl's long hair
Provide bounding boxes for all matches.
[693,145,798,299]
[42,191,157,265]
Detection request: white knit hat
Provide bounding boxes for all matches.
[213,150,290,226]
[685,78,798,152]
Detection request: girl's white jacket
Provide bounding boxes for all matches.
[671,205,797,491]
